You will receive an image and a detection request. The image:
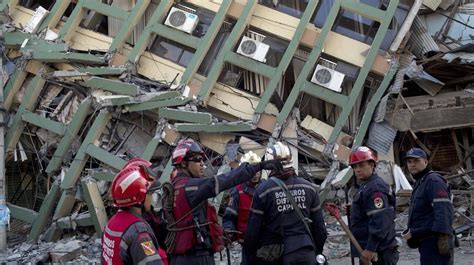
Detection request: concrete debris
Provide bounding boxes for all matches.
[1,0,473,263]
[50,240,83,263]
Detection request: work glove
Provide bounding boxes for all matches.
[437,233,450,255]
[260,159,283,172]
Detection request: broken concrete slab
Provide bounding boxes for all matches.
[49,240,83,263]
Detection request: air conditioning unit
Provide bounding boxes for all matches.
[236,36,270,63]
[164,7,199,34]
[311,64,345,92]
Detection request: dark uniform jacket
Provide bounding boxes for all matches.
[350,174,397,255]
[244,173,327,259]
[121,221,163,265]
[408,168,454,241]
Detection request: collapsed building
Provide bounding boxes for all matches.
[0,0,473,262]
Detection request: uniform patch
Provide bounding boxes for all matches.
[140,241,156,256]
[374,197,384,209]
[436,190,448,197]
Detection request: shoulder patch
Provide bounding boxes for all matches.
[372,191,383,199]
[374,197,384,209]
[140,241,156,256]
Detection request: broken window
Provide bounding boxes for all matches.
[19,0,56,10]
[217,63,271,97]
[258,0,308,18]
[198,22,233,76]
[312,0,413,50]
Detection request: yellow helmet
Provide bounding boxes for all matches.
[240,151,261,165]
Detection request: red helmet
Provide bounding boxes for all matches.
[123,158,156,181]
[124,158,152,169]
[349,146,377,165]
[111,166,149,207]
[172,139,204,165]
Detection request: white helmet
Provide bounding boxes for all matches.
[240,151,261,165]
[265,141,294,169]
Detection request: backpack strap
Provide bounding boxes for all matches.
[270,177,315,248]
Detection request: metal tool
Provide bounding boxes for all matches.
[325,203,377,265]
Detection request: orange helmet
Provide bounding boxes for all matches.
[111,166,149,207]
[348,146,377,165]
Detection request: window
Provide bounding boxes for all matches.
[312,0,413,50]
[149,37,196,68]
[258,0,308,18]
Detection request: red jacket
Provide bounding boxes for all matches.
[102,211,163,265]
[236,184,253,240]
[168,172,224,254]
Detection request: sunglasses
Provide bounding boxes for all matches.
[187,156,205,163]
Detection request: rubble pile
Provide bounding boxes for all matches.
[0,0,472,263]
[3,236,101,264]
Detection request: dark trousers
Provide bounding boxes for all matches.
[241,247,249,265]
[358,247,399,265]
[419,238,453,265]
[281,247,316,265]
[169,254,215,265]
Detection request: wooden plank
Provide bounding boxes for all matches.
[451,129,464,164]
[410,107,474,132]
[462,129,473,179]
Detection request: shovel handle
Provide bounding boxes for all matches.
[324,203,378,264]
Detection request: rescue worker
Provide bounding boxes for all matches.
[223,151,263,264]
[403,148,454,265]
[102,166,163,265]
[123,158,169,264]
[349,146,398,265]
[163,139,282,265]
[244,141,327,265]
